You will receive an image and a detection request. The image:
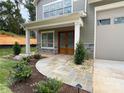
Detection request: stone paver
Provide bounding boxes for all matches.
[36,55,92,92]
[94,59,124,93]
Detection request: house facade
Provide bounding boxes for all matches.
[25,0,124,61]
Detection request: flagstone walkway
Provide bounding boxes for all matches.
[36,55,92,92]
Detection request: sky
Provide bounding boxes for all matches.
[20,3,29,21]
[0,0,29,21]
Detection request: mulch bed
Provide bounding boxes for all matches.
[10,58,89,93]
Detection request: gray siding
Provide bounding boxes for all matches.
[37,0,86,20]
[80,4,95,44]
[73,0,86,12]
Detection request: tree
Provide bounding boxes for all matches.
[13,42,21,55]
[14,0,36,37]
[15,0,36,21]
[74,42,86,65]
[0,0,25,34]
[24,0,36,21]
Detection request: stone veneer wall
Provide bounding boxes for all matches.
[40,44,94,56]
[40,49,57,54]
[84,43,94,58]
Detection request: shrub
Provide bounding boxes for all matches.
[12,61,32,82]
[13,42,21,55]
[33,54,41,59]
[34,78,62,93]
[23,56,31,62]
[74,42,86,65]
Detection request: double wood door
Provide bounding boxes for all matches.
[58,31,74,55]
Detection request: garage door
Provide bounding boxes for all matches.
[96,7,124,61]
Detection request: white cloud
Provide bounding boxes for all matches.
[20,4,29,21]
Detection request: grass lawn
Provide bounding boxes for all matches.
[0,46,36,93]
[0,58,17,93]
[0,46,36,57]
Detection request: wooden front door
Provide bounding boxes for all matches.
[58,31,74,55]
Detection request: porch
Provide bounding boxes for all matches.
[24,12,86,55]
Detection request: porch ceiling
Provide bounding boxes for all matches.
[24,11,86,31]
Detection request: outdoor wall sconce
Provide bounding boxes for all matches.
[76,84,82,93]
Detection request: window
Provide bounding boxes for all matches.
[43,0,72,19]
[97,19,111,26]
[41,32,54,48]
[114,17,124,24]
[64,7,71,14]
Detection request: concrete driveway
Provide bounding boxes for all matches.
[94,59,124,93]
[36,55,92,92]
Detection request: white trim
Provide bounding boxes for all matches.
[71,0,74,14]
[88,0,102,4]
[36,5,38,20]
[43,0,62,7]
[96,1,124,11]
[94,1,124,59]
[74,22,80,50]
[42,0,73,19]
[94,8,96,59]
[84,0,87,13]
[41,31,55,49]
[26,30,30,55]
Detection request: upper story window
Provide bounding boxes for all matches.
[97,18,111,26]
[114,17,124,24]
[43,0,73,19]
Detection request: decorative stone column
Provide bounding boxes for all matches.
[36,31,41,53]
[74,22,81,50]
[26,30,30,55]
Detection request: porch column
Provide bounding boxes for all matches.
[26,30,30,55]
[74,22,81,50]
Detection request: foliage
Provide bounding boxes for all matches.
[0,58,17,93]
[12,61,32,82]
[0,0,35,36]
[0,0,25,35]
[23,56,31,62]
[35,78,62,93]
[14,0,36,21]
[13,42,21,55]
[0,46,36,57]
[33,54,42,59]
[24,0,36,21]
[0,30,17,37]
[0,84,13,93]
[74,42,86,65]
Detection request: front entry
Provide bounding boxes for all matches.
[58,31,74,55]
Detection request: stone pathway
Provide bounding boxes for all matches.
[36,55,92,92]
